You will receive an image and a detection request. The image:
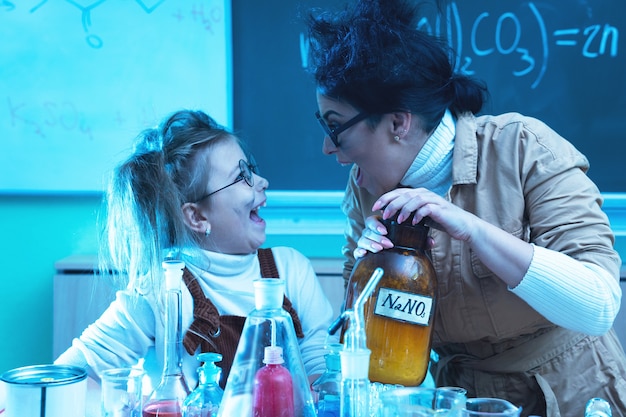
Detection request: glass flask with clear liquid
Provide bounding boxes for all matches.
[217,278,316,417]
[343,217,437,386]
[142,260,191,417]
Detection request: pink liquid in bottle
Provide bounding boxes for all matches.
[142,400,183,417]
[252,346,295,417]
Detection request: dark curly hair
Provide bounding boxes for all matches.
[307,0,488,133]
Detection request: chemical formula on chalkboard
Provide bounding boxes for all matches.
[419,1,619,89]
[300,1,619,90]
[7,0,222,48]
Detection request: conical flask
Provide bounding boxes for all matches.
[343,217,437,386]
[143,260,191,416]
[217,278,316,417]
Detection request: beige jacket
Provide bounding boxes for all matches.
[341,112,626,416]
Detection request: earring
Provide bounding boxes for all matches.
[204,226,211,237]
[393,135,401,141]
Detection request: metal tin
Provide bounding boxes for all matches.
[0,364,87,417]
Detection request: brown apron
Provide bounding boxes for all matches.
[181,248,304,388]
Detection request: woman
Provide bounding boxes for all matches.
[307,1,626,415]
[54,109,333,390]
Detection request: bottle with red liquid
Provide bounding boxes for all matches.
[217,279,316,417]
[143,260,191,416]
[252,345,294,417]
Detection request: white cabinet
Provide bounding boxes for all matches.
[53,255,117,358]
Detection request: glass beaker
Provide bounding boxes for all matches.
[379,386,466,417]
[462,398,521,417]
[101,367,145,417]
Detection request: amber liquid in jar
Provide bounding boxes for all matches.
[343,217,437,386]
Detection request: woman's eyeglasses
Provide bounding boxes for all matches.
[315,111,370,147]
[195,159,256,202]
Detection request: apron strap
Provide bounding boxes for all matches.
[182,267,220,355]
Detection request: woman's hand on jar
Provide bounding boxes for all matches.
[371,187,478,242]
[353,215,394,258]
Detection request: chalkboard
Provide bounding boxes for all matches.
[233,0,626,192]
[0,0,231,193]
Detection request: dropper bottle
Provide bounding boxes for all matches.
[143,260,191,417]
[182,353,224,417]
[311,343,342,416]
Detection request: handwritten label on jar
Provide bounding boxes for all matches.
[374,288,433,326]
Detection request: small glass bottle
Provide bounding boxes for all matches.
[339,344,370,417]
[217,279,316,417]
[340,268,382,417]
[585,397,612,417]
[143,260,191,417]
[343,216,437,386]
[311,343,342,417]
[253,345,295,417]
[182,353,224,417]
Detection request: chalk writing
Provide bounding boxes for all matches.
[301,1,620,90]
[17,0,222,48]
[416,2,619,89]
[6,97,94,141]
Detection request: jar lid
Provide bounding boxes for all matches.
[0,364,87,387]
[380,215,430,249]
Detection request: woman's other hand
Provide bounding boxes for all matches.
[372,187,478,242]
[353,215,395,258]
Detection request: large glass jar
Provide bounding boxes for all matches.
[343,217,437,386]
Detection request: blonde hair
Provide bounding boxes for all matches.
[98,110,246,296]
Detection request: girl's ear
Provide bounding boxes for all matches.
[181,202,209,234]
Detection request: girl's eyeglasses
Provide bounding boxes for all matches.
[195,159,256,202]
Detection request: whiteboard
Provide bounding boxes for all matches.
[0,0,232,193]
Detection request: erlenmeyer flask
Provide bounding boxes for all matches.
[142,260,191,416]
[217,278,316,417]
